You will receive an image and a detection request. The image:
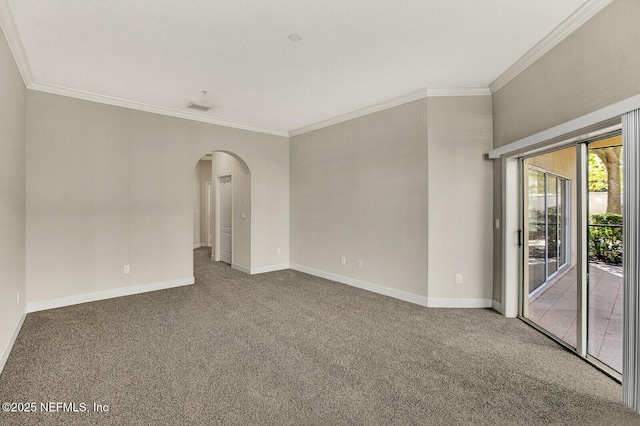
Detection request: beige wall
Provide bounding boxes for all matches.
[290,96,493,305]
[427,96,494,302]
[493,0,640,148]
[209,151,251,269]
[492,0,640,305]
[0,28,26,367]
[290,99,429,299]
[25,90,289,304]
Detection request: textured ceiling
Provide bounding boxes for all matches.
[4,0,598,135]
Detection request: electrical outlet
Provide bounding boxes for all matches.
[341,256,346,265]
[124,265,130,274]
[277,247,281,255]
[17,291,20,305]
[455,274,463,284]
[357,259,363,268]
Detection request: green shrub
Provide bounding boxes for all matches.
[588,213,623,264]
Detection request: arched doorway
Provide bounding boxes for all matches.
[193,150,251,272]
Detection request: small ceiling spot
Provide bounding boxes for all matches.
[288,33,303,42]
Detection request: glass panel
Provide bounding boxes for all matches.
[587,137,623,373]
[558,179,567,267]
[547,176,558,276]
[524,146,577,348]
[528,169,546,293]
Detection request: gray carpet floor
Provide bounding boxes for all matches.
[0,247,638,425]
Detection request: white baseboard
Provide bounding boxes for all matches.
[193,243,202,249]
[26,277,195,313]
[290,264,428,307]
[0,311,26,376]
[492,299,503,314]
[250,263,290,275]
[427,298,493,308]
[232,263,290,275]
[231,263,251,274]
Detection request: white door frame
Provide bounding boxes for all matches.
[214,173,233,263]
[205,181,213,247]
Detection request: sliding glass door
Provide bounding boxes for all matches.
[521,134,623,376]
[587,137,623,373]
[523,147,575,347]
[527,168,569,296]
[527,168,546,294]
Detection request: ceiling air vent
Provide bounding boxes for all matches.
[186,102,215,112]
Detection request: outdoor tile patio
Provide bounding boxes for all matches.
[528,264,622,373]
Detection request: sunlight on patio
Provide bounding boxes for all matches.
[529,264,622,372]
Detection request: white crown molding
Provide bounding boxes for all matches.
[3,0,611,137]
[3,0,489,140]
[426,87,491,97]
[29,81,490,139]
[489,0,613,94]
[290,88,430,137]
[27,82,290,138]
[0,0,34,85]
[290,87,490,137]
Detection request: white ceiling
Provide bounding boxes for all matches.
[2,0,608,136]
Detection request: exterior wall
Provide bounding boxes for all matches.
[492,0,640,305]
